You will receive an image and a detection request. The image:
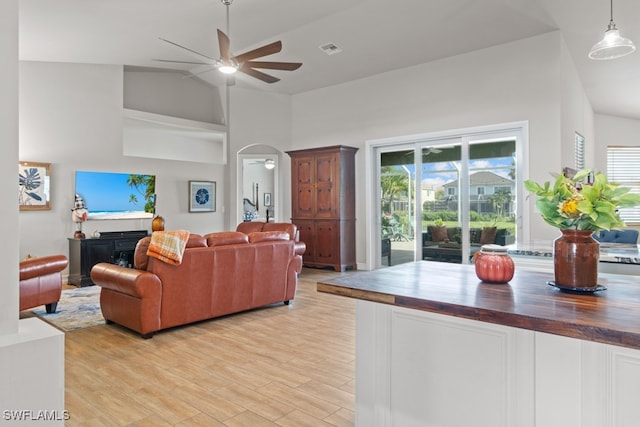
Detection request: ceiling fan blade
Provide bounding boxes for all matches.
[244,61,302,71]
[153,59,212,65]
[233,41,282,64]
[159,37,218,63]
[239,66,280,84]
[217,29,231,60]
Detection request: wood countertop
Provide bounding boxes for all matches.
[317,261,640,350]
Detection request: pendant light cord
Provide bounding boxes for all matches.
[610,0,614,26]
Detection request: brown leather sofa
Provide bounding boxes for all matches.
[91,224,305,338]
[19,255,69,313]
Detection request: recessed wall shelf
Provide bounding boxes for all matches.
[123,108,227,164]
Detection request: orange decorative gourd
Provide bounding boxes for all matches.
[474,244,514,284]
[152,215,165,232]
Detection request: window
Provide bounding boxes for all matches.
[371,122,526,269]
[575,132,585,170]
[607,146,640,224]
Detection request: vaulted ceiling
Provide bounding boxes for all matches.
[19,0,640,120]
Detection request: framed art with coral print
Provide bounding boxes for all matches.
[19,161,51,211]
[189,180,216,212]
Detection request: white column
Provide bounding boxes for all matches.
[0,2,65,425]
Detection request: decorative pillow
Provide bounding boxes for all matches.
[134,237,151,270]
[205,232,249,247]
[479,227,498,245]
[147,230,190,265]
[248,231,290,243]
[469,228,482,244]
[429,226,448,242]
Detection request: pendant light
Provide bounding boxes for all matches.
[589,0,636,60]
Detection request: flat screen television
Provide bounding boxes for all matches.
[75,170,156,220]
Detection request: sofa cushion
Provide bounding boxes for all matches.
[470,228,482,244]
[134,237,151,270]
[205,231,249,247]
[263,222,297,241]
[429,226,449,242]
[236,222,265,234]
[595,229,639,244]
[248,231,290,243]
[479,226,498,245]
[186,234,207,248]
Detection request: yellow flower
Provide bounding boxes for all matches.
[559,198,579,217]
[525,168,640,231]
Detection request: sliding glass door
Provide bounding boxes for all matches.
[420,141,464,263]
[374,126,522,268]
[380,147,416,266]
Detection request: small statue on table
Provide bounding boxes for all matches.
[71,194,88,239]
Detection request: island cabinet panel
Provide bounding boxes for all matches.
[356,302,535,427]
[318,262,640,426]
[288,145,357,271]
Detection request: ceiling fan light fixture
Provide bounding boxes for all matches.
[589,0,636,60]
[264,159,275,170]
[218,59,238,74]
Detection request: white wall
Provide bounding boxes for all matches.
[1,0,19,335]
[290,31,590,265]
[594,113,640,233]
[226,86,293,226]
[19,61,228,260]
[123,68,225,125]
[594,113,640,172]
[560,37,594,170]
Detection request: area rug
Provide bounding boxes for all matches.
[30,285,104,332]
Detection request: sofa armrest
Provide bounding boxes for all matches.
[90,263,161,298]
[19,255,68,281]
[294,241,306,256]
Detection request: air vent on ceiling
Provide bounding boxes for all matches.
[319,42,343,56]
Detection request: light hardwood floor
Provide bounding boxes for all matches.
[64,268,355,427]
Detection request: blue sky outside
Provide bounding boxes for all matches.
[390,157,514,190]
[75,171,152,212]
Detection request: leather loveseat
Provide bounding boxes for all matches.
[19,254,68,313]
[91,224,305,338]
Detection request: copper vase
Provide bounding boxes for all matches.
[553,229,599,288]
[152,215,165,232]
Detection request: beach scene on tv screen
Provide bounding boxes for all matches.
[75,171,155,220]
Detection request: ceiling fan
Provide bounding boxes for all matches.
[154,0,302,84]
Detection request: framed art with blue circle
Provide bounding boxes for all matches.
[189,180,215,212]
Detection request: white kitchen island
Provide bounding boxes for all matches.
[318,261,640,427]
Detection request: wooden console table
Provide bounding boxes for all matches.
[318,261,640,426]
[68,230,147,287]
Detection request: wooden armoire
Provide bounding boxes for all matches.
[287,145,358,272]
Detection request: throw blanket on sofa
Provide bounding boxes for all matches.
[147,230,190,265]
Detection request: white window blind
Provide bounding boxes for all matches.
[607,146,640,224]
[575,133,585,170]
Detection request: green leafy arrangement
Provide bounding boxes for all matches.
[524,169,640,231]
